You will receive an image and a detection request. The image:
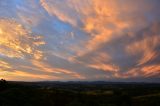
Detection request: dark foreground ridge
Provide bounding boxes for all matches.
[0,79,160,106]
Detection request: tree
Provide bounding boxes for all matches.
[0,79,8,90]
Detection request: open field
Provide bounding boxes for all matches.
[0,81,160,106]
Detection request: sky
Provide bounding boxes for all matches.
[0,0,160,82]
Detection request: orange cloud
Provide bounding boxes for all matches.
[0,60,11,70]
[122,68,140,78]
[120,64,160,78]
[141,65,160,77]
[89,64,119,73]
[0,18,45,59]
[72,52,119,73]
[0,60,57,81]
[31,60,85,80]
[1,0,159,81]
[86,52,119,72]
[126,36,159,66]
[40,0,155,60]
[40,0,76,26]
[13,70,55,79]
[40,0,153,54]
[0,70,58,81]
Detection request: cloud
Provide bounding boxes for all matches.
[0,18,45,59]
[16,0,47,27]
[123,64,160,78]
[31,59,85,80]
[88,64,119,73]
[40,0,157,55]
[74,52,119,73]
[0,60,11,71]
[126,35,160,66]
[0,0,160,81]
[141,65,160,77]
[0,70,57,81]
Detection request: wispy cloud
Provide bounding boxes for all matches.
[0,18,45,59]
[0,0,160,81]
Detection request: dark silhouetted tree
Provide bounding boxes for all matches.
[0,79,8,91]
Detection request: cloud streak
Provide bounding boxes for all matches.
[0,18,45,59]
[0,0,160,81]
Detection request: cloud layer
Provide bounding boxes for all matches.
[0,0,160,81]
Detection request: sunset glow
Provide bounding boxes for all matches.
[0,0,160,81]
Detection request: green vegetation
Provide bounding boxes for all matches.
[0,80,160,106]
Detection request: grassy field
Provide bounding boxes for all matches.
[0,80,160,106]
